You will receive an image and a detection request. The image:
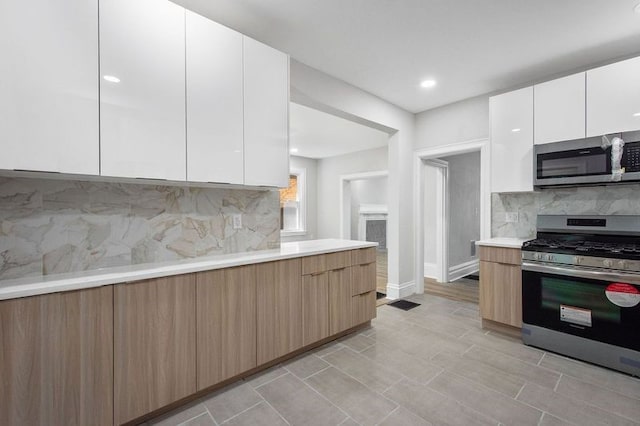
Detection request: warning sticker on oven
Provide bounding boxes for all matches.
[560,305,592,327]
[605,283,640,308]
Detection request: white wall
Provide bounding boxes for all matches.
[415,95,489,149]
[282,155,318,243]
[423,165,438,264]
[291,60,415,299]
[316,146,388,239]
[349,176,388,240]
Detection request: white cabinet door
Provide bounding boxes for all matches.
[186,12,243,184]
[0,0,98,175]
[587,56,640,137]
[243,37,289,188]
[534,73,585,145]
[100,0,186,180]
[490,87,534,193]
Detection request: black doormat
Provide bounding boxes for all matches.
[387,299,421,311]
[376,292,386,300]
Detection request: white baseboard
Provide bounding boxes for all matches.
[385,280,415,300]
[448,259,479,282]
[423,262,437,279]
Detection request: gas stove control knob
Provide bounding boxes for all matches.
[603,259,613,268]
[533,253,542,260]
[575,256,581,265]
[618,260,627,270]
[546,254,555,262]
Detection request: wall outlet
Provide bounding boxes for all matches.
[505,212,519,223]
[232,214,242,229]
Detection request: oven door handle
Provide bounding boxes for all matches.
[522,262,640,285]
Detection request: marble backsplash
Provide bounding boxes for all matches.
[0,177,280,280]
[492,184,640,238]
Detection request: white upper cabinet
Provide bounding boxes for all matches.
[186,12,243,184]
[0,0,99,175]
[100,0,186,180]
[587,56,640,137]
[534,73,585,145]
[490,87,534,193]
[243,37,289,188]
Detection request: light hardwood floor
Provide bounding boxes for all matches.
[376,249,387,294]
[424,276,479,304]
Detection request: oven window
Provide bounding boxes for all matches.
[541,277,620,323]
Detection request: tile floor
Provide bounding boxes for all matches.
[145,293,640,426]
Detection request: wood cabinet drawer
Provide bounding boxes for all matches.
[326,250,352,270]
[352,247,376,265]
[302,254,326,275]
[479,246,521,265]
[351,262,376,296]
[351,291,376,325]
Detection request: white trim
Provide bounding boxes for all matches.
[424,159,449,283]
[385,280,415,300]
[358,204,388,242]
[448,259,479,282]
[413,138,490,295]
[423,262,437,279]
[338,170,389,240]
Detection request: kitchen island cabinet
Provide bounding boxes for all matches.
[0,287,113,426]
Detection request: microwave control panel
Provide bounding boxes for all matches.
[623,142,640,172]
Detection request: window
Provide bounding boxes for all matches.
[279,168,306,235]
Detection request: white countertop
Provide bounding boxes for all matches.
[475,237,531,249]
[0,239,377,301]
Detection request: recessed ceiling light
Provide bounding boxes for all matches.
[103,75,120,83]
[420,79,437,88]
[512,128,521,133]
[633,112,640,117]
[290,148,298,153]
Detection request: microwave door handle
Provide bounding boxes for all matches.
[522,261,640,285]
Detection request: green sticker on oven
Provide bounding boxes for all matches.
[605,283,640,308]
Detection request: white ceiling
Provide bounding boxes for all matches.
[174,0,640,113]
[289,102,388,159]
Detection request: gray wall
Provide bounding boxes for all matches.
[349,176,388,240]
[0,177,279,280]
[281,155,318,243]
[442,151,481,266]
[316,146,388,239]
[492,184,640,238]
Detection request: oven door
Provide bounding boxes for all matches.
[522,262,640,352]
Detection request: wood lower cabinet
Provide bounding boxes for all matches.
[256,259,302,365]
[352,291,376,325]
[302,271,330,346]
[479,247,522,329]
[328,267,353,335]
[114,275,196,425]
[197,265,257,390]
[0,286,113,426]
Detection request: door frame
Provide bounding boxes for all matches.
[423,159,449,283]
[413,138,490,294]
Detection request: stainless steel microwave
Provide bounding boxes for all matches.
[534,131,640,188]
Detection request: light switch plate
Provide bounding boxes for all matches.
[505,212,519,223]
[232,214,242,229]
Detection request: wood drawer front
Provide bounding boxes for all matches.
[352,291,376,325]
[352,247,376,265]
[479,246,521,265]
[302,254,326,275]
[351,262,376,296]
[326,250,352,270]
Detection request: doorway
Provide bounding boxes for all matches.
[414,139,490,300]
[340,171,389,298]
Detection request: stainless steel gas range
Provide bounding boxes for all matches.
[521,215,640,376]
